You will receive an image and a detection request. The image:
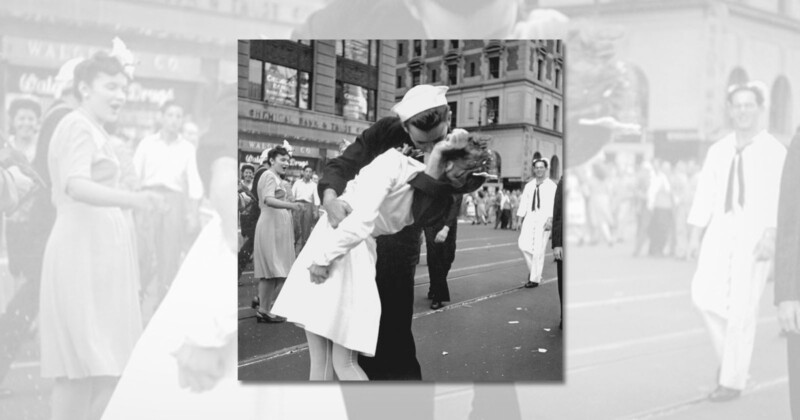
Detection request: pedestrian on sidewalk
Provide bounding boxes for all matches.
[39,50,164,420]
[552,177,564,329]
[517,158,557,289]
[291,166,321,254]
[425,194,462,310]
[133,100,204,323]
[774,125,800,419]
[251,146,302,323]
[687,83,786,402]
[272,132,490,380]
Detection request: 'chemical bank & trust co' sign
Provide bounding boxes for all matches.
[241,101,370,135]
[239,140,321,159]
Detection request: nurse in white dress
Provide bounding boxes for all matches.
[687,83,786,402]
[272,132,490,381]
[516,158,557,288]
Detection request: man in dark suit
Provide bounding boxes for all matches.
[424,194,462,310]
[552,178,564,329]
[775,127,800,420]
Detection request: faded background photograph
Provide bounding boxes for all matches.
[0,0,799,419]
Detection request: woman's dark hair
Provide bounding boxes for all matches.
[240,164,255,174]
[440,134,493,174]
[9,97,42,120]
[73,51,128,101]
[267,146,290,165]
[404,104,450,132]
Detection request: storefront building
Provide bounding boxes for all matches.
[547,0,800,164]
[237,40,397,179]
[395,39,565,189]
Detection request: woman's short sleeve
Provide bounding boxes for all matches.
[260,171,277,199]
[59,122,97,190]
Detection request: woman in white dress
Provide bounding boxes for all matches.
[271,131,491,380]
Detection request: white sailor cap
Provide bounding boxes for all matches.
[391,85,449,122]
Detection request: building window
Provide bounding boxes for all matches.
[433,40,438,49]
[336,81,376,121]
[535,98,542,125]
[398,42,404,57]
[537,58,545,81]
[556,40,561,53]
[554,104,560,131]
[336,40,375,66]
[248,59,263,100]
[489,56,499,79]
[397,75,404,88]
[468,101,474,120]
[470,62,476,77]
[262,61,311,109]
[450,40,459,49]
[448,101,457,129]
[486,96,499,124]
[448,64,458,85]
[370,42,379,66]
[431,69,438,83]
[413,40,422,56]
[411,69,420,86]
[555,68,561,89]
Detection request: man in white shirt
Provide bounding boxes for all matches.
[687,83,786,402]
[134,101,204,322]
[517,158,557,288]
[291,166,320,253]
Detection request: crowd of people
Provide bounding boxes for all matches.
[565,155,702,260]
[0,40,231,420]
[462,188,523,230]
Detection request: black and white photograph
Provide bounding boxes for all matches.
[236,39,566,382]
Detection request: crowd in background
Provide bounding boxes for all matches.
[461,187,524,230]
[565,157,702,259]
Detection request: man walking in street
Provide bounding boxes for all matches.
[687,83,786,402]
[517,158,557,289]
[134,100,204,322]
[775,125,800,418]
[425,194,462,310]
[552,177,564,329]
[291,166,320,254]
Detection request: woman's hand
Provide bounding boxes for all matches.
[433,128,470,154]
[322,190,352,228]
[309,263,330,284]
[173,342,228,393]
[134,190,166,212]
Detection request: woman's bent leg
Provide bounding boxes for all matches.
[332,343,368,381]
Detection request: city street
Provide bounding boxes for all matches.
[432,242,794,420]
[237,222,564,382]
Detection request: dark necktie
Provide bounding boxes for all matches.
[725,147,746,212]
[532,185,540,211]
